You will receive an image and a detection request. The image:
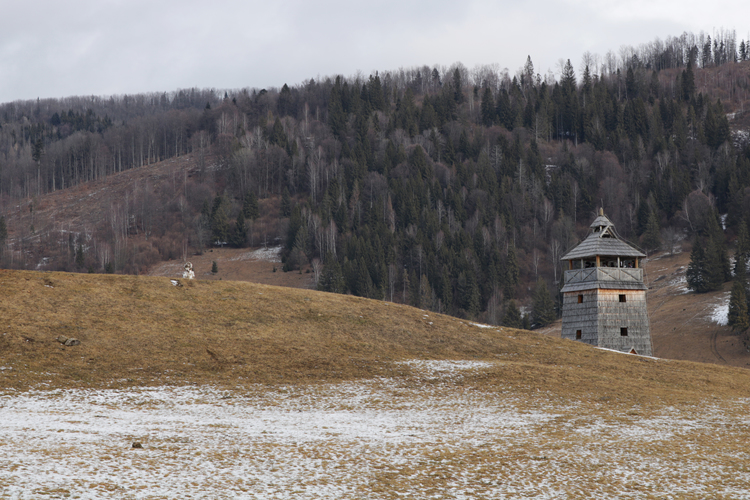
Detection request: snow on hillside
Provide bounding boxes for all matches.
[2,360,750,499]
[710,292,731,326]
[234,245,282,263]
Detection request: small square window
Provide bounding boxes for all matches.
[619,294,626,303]
[576,330,582,339]
[621,327,628,336]
[578,294,583,303]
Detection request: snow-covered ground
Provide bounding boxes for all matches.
[709,291,731,326]
[232,246,282,263]
[2,360,750,499]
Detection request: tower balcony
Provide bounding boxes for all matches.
[562,267,646,292]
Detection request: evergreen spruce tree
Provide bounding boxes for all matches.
[419,274,433,310]
[210,196,230,244]
[503,247,519,299]
[0,215,6,256]
[687,213,731,293]
[641,211,662,253]
[480,87,495,126]
[467,272,480,317]
[734,219,749,284]
[243,191,259,220]
[728,280,750,332]
[531,278,556,327]
[356,257,373,298]
[707,213,731,283]
[280,188,292,217]
[440,271,453,313]
[75,243,85,269]
[503,300,522,329]
[318,254,346,294]
[231,211,247,247]
[687,238,709,292]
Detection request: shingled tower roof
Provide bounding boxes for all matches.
[561,209,646,261]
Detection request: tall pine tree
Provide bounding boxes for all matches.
[728,280,750,332]
[531,278,556,327]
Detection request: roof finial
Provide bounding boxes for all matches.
[599,207,604,216]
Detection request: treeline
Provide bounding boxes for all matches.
[2,29,750,327]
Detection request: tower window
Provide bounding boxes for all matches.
[576,330,582,339]
[621,327,628,336]
[578,294,583,303]
[619,294,626,303]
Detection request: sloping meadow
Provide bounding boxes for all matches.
[3,270,750,498]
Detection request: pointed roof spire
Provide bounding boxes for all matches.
[561,210,646,260]
[589,209,615,232]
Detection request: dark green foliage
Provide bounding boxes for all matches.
[243,191,259,220]
[318,254,346,294]
[440,270,452,311]
[0,215,6,251]
[681,61,695,101]
[231,210,247,247]
[355,256,374,298]
[641,211,662,253]
[503,300,522,329]
[728,280,750,332]
[481,87,495,126]
[210,196,231,244]
[408,145,431,180]
[280,188,292,217]
[277,83,293,116]
[452,68,463,104]
[687,237,726,293]
[32,138,44,163]
[75,243,85,269]
[531,279,556,328]
[211,261,218,274]
[503,247,519,299]
[269,117,288,149]
[734,220,749,283]
[328,77,346,139]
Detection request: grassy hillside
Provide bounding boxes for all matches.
[3,268,750,406]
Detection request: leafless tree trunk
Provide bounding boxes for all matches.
[311,258,322,287]
[388,264,396,302]
[550,239,562,284]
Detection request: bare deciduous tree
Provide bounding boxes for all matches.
[311,258,322,286]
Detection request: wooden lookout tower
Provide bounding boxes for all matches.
[560,209,652,356]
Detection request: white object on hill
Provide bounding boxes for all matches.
[182,262,195,280]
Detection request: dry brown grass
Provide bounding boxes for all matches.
[2,268,750,405]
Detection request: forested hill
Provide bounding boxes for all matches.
[1,30,750,327]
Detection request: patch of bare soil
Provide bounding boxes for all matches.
[147,246,315,289]
[9,155,198,236]
[540,250,750,368]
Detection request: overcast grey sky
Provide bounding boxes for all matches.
[1,0,748,104]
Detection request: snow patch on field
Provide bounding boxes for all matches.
[233,246,282,263]
[667,274,690,294]
[709,292,731,326]
[469,321,497,329]
[2,375,750,499]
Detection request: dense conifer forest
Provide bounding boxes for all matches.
[2,30,750,327]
